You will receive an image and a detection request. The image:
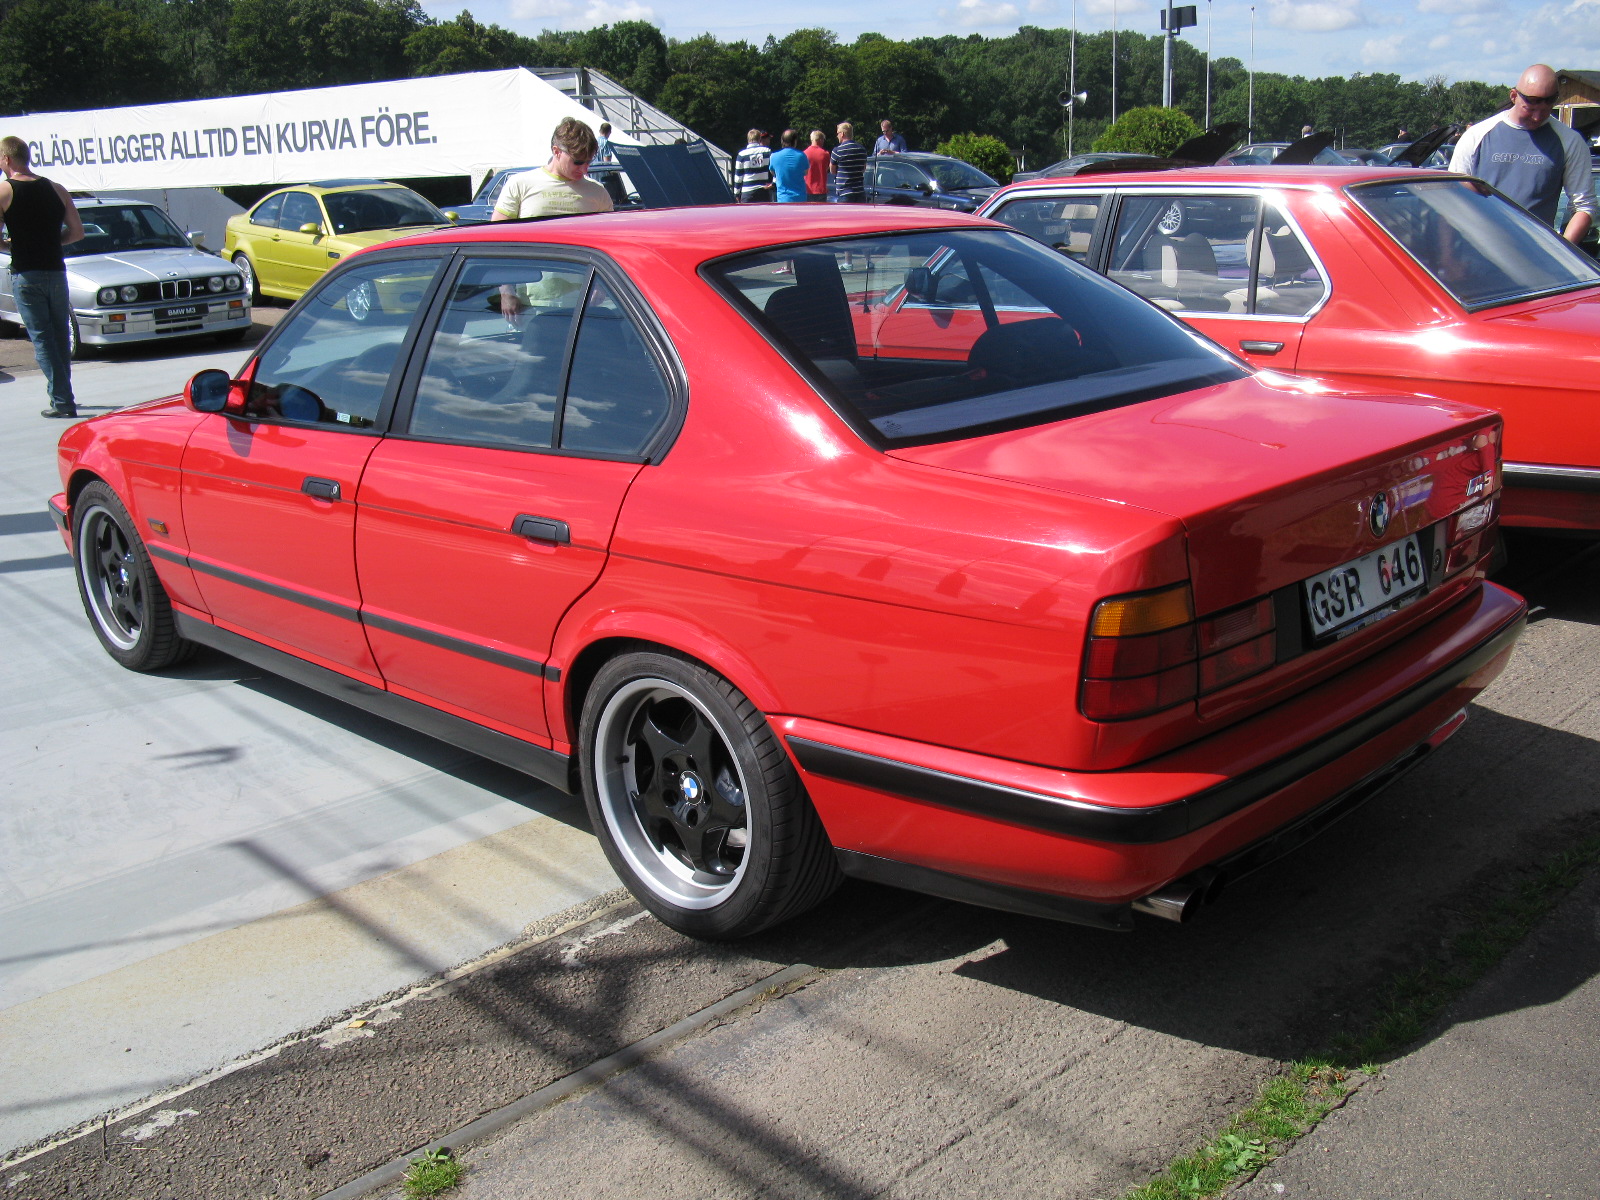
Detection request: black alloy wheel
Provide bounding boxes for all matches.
[580,651,841,939]
[72,481,194,671]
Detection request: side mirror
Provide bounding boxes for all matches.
[185,368,233,413]
[299,222,321,236]
[442,210,459,223]
[905,267,934,300]
[186,230,205,247]
[919,181,936,194]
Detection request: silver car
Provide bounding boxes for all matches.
[0,196,251,357]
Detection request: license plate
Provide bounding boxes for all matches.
[157,305,200,319]
[1304,533,1426,638]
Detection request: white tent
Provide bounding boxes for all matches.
[2,69,632,193]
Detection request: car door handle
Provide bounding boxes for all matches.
[512,514,570,544]
[1240,340,1285,355]
[302,477,342,500]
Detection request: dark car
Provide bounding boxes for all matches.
[1011,152,1154,184]
[864,152,1000,212]
[1555,160,1600,257]
[1218,142,1354,166]
[454,164,639,222]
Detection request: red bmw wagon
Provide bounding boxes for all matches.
[51,205,1524,938]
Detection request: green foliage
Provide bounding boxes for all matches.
[403,1147,462,1197]
[1092,106,1201,156]
[0,4,1513,166]
[935,133,1012,183]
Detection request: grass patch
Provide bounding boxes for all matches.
[402,1147,463,1197]
[1119,827,1600,1200]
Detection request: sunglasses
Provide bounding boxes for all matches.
[1514,88,1559,105]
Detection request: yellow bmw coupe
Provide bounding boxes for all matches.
[223,180,455,307]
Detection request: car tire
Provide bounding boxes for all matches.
[580,650,841,939]
[72,481,196,672]
[66,314,88,361]
[346,280,380,322]
[233,253,260,303]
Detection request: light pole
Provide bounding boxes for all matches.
[1069,0,1077,154]
[1205,0,1212,128]
[1111,0,1118,123]
[1248,5,1256,141]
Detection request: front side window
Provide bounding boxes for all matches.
[246,257,440,428]
[250,194,284,228]
[323,188,446,235]
[876,160,923,190]
[278,191,321,233]
[1351,177,1600,309]
[926,159,997,191]
[710,228,1243,447]
[989,193,1105,263]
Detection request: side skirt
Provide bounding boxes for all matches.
[173,613,576,794]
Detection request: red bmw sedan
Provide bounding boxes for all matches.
[979,166,1600,531]
[50,205,1524,938]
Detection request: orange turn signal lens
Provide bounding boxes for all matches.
[1089,583,1195,638]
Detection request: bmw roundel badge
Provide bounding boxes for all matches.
[678,772,702,803]
[1368,492,1391,539]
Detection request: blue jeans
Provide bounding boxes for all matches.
[13,270,74,413]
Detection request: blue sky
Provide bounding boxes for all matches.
[423,0,1599,88]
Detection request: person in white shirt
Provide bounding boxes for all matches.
[492,117,613,221]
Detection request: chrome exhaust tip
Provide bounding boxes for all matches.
[1131,869,1221,924]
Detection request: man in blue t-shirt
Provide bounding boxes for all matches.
[1451,63,1595,243]
[770,129,809,203]
[873,120,907,155]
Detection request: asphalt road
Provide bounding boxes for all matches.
[1,330,1597,1199]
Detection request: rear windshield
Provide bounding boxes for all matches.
[707,228,1244,448]
[323,188,445,234]
[1350,177,1600,309]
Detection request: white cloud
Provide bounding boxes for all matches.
[1428,32,1451,48]
[941,0,1022,25]
[1084,0,1150,14]
[1265,0,1367,32]
[1361,32,1403,64]
[1027,0,1059,13]
[510,0,654,23]
[1416,0,1495,11]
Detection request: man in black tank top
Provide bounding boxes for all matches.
[0,136,85,417]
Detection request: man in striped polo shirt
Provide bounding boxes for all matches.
[830,122,868,204]
[734,130,773,202]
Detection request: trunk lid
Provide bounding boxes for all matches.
[890,373,1499,615]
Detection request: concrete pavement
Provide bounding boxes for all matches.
[1234,867,1600,1200]
[0,336,618,1154]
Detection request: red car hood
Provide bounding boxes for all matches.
[889,374,1500,612]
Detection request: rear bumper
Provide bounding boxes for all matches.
[782,580,1526,924]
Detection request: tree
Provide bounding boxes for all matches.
[226,0,424,93]
[575,21,669,100]
[936,132,1013,183]
[0,0,167,112]
[405,11,529,77]
[1092,106,1200,155]
[852,35,946,147]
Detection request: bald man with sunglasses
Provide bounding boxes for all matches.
[1450,63,1595,243]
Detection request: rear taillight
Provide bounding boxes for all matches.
[1443,493,1497,577]
[1081,586,1277,721]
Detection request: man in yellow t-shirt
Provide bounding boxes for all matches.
[492,117,614,219]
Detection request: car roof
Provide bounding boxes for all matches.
[267,180,413,196]
[394,204,998,265]
[78,196,159,208]
[991,165,1464,194]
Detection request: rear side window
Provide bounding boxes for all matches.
[989,193,1104,263]
[709,228,1243,447]
[405,257,673,458]
[247,257,440,429]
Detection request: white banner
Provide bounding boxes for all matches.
[0,69,629,191]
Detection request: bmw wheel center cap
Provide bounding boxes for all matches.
[678,772,703,803]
